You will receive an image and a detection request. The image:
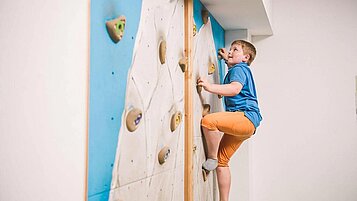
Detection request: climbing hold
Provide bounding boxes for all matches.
[106,16,126,43]
[159,40,166,64]
[202,10,209,25]
[158,146,171,165]
[208,63,215,75]
[126,108,142,132]
[202,104,210,117]
[196,85,202,93]
[170,111,182,132]
[179,57,187,72]
[218,94,223,99]
[217,48,223,60]
[193,24,197,36]
[202,169,209,182]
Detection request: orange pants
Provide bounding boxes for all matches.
[201,111,255,167]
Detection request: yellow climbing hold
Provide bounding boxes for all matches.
[170,111,182,132]
[208,63,215,75]
[106,16,126,43]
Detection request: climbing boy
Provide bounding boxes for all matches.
[197,40,262,201]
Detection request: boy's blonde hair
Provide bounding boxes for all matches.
[231,40,256,65]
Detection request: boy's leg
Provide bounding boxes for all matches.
[201,127,222,170]
[216,166,231,201]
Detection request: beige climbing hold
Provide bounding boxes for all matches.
[196,85,202,94]
[126,108,142,132]
[208,63,215,75]
[106,16,126,43]
[193,24,197,36]
[159,40,166,64]
[202,104,210,117]
[170,111,182,132]
[202,169,209,182]
[202,10,209,24]
[179,57,187,72]
[158,146,171,165]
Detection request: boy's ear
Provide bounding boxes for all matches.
[243,54,250,62]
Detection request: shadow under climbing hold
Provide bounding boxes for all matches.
[202,9,209,25]
[170,111,182,132]
[126,108,142,132]
[179,57,187,72]
[106,16,126,43]
[158,146,171,165]
[208,63,215,75]
[218,94,223,99]
[202,104,210,117]
[196,85,202,94]
[159,40,166,64]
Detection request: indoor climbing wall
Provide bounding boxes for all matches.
[89,0,224,200]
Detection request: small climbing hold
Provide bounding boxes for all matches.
[193,145,197,152]
[106,16,126,43]
[218,94,223,99]
[179,57,187,72]
[208,63,215,75]
[170,111,182,132]
[202,169,209,182]
[217,48,223,60]
[159,40,166,64]
[193,24,197,36]
[196,85,202,94]
[126,108,142,132]
[202,104,210,117]
[158,146,171,165]
[202,10,209,25]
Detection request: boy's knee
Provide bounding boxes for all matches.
[201,114,216,129]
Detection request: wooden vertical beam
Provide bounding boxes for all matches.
[184,0,193,201]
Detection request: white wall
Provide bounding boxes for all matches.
[0,0,88,201]
[251,0,357,201]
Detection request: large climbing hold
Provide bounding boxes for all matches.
[106,16,126,43]
[208,63,215,75]
[126,108,142,132]
[170,111,182,132]
[159,40,167,64]
[179,57,187,72]
[158,146,171,165]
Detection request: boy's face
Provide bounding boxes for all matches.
[227,44,249,67]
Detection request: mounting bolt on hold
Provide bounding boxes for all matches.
[179,57,187,72]
[159,40,167,64]
[106,16,126,43]
[126,108,142,132]
[171,111,182,132]
[158,146,171,165]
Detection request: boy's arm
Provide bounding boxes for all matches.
[197,77,243,96]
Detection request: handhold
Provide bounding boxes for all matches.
[217,48,223,60]
[202,10,209,24]
[126,108,142,132]
[193,24,197,36]
[202,104,210,117]
[218,94,223,99]
[170,111,182,132]
[208,63,215,75]
[158,146,171,165]
[106,16,126,43]
[196,85,202,93]
[179,57,187,72]
[159,40,166,64]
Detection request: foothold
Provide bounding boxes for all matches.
[159,40,166,64]
[196,85,202,93]
[202,10,209,24]
[158,146,171,165]
[179,57,187,72]
[202,169,209,182]
[218,94,223,99]
[126,108,142,132]
[170,111,182,132]
[208,63,215,75]
[193,24,197,36]
[193,145,197,152]
[202,104,210,117]
[106,16,126,43]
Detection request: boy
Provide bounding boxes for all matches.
[197,40,262,201]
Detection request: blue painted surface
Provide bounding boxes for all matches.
[194,0,225,82]
[89,0,142,199]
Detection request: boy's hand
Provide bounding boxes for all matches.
[218,48,228,61]
[197,77,211,92]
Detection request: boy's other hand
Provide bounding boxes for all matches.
[218,48,228,61]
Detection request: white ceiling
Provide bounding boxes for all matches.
[201,0,273,35]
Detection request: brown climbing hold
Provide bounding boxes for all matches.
[217,48,223,60]
[202,104,210,117]
[179,57,187,72]
[106,16,126,43]
[218,94,223,99]
[202,10,209,24]
[202,169,209,182]
[196,85,202,93]
[159,40,166,64]
[208,63,215,75]
[158,146,171,165]
[170,111,182,132]
[126,108,142,132]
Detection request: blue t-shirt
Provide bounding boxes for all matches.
[223,62,262,128]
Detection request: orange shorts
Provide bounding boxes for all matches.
[201,111,255,167]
